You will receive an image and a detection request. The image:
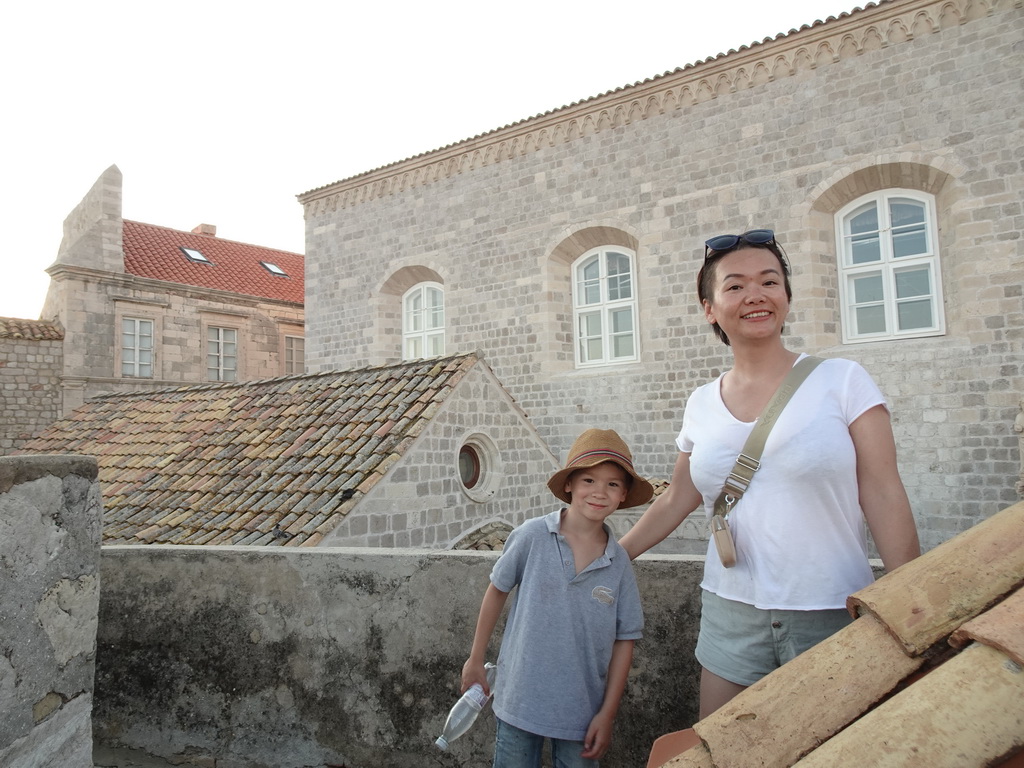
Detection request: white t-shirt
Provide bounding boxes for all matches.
[678,355,886,610]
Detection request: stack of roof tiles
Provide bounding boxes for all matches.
[18,354,479,546]
[660,501,1024,768]
[0,317,64,340]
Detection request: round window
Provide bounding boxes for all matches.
[457,433,500,502]
[459,445,481,489]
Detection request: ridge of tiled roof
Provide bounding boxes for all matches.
[0,316,64,340]
[663,501,1024,768]
[17,354,480,546]
[122,220,304,304]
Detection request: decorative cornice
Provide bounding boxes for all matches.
[46,263,303,309]
[298,0,1013,216]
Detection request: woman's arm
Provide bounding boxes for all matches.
[850,404,920,571]
[581,639,634,760]
[461,583,509,695]
[619,451,704,560]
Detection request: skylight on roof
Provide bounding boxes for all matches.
[181,247,211,263]
[260,261,288,276]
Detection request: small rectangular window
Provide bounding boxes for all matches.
[121,318,154,378]
[284,335,304,374]
[207,326,237,381]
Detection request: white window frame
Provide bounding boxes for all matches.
[207,325,238,381]
[572,246,639,367]
[402,282,445,360]
[284,335,304,375]
[835,189,945,344]
[121,317,154,378]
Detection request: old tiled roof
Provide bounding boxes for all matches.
[0,317,64,340]
[661,501,1024,768]
[17,354,480,546]
[122,220,304,304]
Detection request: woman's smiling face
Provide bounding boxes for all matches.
[703,247,791,344]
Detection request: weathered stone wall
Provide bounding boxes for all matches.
[0,455,101,768]
[300,0,1024,552]
[93,545,709,768]
[0,335,63,455]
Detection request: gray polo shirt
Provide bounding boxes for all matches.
[490,508,644,741]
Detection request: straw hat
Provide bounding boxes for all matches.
[547,429,654,509]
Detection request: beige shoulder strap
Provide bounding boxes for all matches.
[713,355,824,517]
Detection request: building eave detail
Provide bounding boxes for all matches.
[297,0,1000,215]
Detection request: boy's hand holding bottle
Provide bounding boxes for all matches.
[461,656,491,697]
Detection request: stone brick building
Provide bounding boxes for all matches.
[297,0,1024,551]
[40,165,305,418]
[0,318,64,454]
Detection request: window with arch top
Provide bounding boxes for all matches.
[836,190,945,344]
[402,282,445,360]
[572,246,638,367]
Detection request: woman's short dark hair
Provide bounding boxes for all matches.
[696,236,792,346]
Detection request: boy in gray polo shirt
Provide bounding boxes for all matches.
[461,429,653,767]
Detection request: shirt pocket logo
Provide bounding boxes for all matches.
[592,586,615,605]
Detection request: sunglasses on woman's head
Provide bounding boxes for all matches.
[704,229,776,259]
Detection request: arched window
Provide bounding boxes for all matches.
[836,190,945,343]
[572,247,638,367]
[402,282,445,360]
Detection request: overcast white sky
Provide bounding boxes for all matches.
[1,0,860,320]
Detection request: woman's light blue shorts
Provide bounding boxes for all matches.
[694,589,853,687]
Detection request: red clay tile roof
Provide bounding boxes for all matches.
[0,317,64,340]
[661,501,1024,768]
[17,354,479,546]
[122,220,304,304]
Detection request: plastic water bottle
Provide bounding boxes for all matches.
[434,662,497,750]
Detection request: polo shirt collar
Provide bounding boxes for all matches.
[545,508,619,561]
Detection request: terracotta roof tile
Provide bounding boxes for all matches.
[848,501,1024,655]
[662,501,1024,768]
[16,354,481,546]
[949,587,1024,666]
[121,220,303,304]
[0,316,64,340]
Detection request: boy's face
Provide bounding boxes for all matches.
[564,461,630,523]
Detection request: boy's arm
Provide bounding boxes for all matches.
[581,639,634,760]
[461,583,509,696]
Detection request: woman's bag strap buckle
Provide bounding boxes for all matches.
[723,453,760,497]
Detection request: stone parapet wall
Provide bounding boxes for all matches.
[0,455,101,768]
[93,545,710,768]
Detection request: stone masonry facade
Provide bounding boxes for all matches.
[300,0,1024,552]
[0,323,63,455]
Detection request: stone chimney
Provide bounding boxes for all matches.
[191,223,217,236]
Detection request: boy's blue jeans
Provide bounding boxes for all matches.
[493,718,599,768]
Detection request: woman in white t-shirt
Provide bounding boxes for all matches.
[619,229,920,718]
